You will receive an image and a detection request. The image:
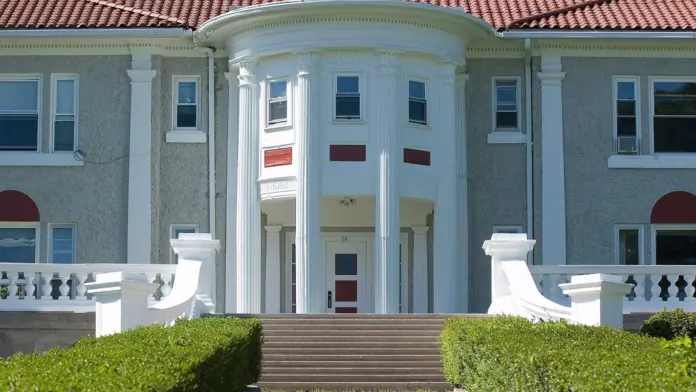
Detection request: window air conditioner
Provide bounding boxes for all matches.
[616,136,638,154]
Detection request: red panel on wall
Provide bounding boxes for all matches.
[264,147,292,168]
[403,148,431,166]
[0,190,40,221]
[335,280,358,302]
[329,145,366,162]
[335,307,358,313]
[651,191,696,224]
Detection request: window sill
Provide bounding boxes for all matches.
[264,123,292,132]
[0,152,83,167]
[487,132,527,144]
[166,130,207,144]
[405,122,430,131]
[608,154,696,169]
[332,119,365,124]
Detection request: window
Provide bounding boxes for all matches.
[0,77,40,151]
[615,226,642,265]
[652,80,696,153]
[654,226,696,265]
[335,76,361,120]
[493,78,519,131]
[174,77,199,129]
[267,80,288,126]
[51,75,78,152]
[49,224,75,264]
[408,80,427,125]
[493,225,523,234]
[614,77,640,154]
[0,225,38,263]
[170,224,199,264]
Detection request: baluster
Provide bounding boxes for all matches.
[667,274,680,303]
[649,273,662,302]
[147,273,158,301]
[23,272,36,300]
[7,272,18,300]
[550,274,568,305]
[41,274,53,300]
[632,274,646,303]
[532,274,543,293]
[160,273,173,298]
[75,272,88,300]
[685,275,696,303]
[58,273,71,300]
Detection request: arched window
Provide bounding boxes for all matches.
[0,190,39,263]
[651,191,696,265]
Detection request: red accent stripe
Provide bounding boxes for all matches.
[403,148,430,166]
[330,145,366,162]
[264,147,292,168]
[0,190,40,221]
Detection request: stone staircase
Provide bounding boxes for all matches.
[253,314,461,391]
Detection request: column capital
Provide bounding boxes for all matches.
[375,50,402,76]
[234,60,258,86]
[295,51,320,75]
[127,69,156,83]
[456,72,470,85]
[265,225,283,234]
[411,225,430,235]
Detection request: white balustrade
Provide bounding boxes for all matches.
[530,265,696,313]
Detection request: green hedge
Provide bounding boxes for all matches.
[439,316,696,392]
[641,308,696,340]
[1,316,262,392]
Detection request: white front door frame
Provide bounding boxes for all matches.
[325,240,369,313]
[284,231,409,313]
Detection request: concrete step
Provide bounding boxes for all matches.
[242,313,465,319]
[263,347,441,356]
[264,334,438,342]
[262,353,442,362]
[262,329,440,337]
[254,381,451,390]
[263,360,442,368]
[259,373,446,383]
[260,318,447,325]
[263,341,439,349]
[262,366,442,375]
[260,323,443,331]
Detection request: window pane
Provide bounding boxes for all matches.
[496,112,517,128]
[654,117,696,153]
[0,81,38,112]
[52,253,73,264]
[336,96,360,118]
[335,254,358,276]
[269,101,287,123]
[51,227,74,264]
[409,100,426,124]
[56,79,75,114]
[54,120,75,151]
[337,77,359,93]
[617,82,635,100]
[619,229,639,265]
[178,82,196,104]
[0,115,39,151]
[53,228,72,240]
[656,230,696,265]
[654,82,696,96]
[617,101,635,116]
[0,228,36,263]
[617,117,637,137]
[654,96,696,116]
[496,85,517,107]
[409,81,425,99]
[174,228,197,238]
[269,81,287,99]
[176,105,197,128]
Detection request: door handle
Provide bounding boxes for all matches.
[328,291,332,309]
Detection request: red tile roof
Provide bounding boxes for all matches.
[0,0,695,31]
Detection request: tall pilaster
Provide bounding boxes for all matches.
[537,54,567,266]
[374,51,401,314]
[224,71,239,313]
[126,53,156,264]
[433,63,458,313]
[265,226,282,313]
[235,59,262,313]
[294,52,323,313]
[455,68,470,313]
[412,226,430,313]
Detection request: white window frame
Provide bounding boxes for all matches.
[649,77,696,155]
[266,78,290,128]
[650,224,696,265]
[48,223,76,264]
[612,76,641,155]
[172,76,200,131]
[333,73,364,122]
[614,224,644,265]
[407,79,428,126]
[492,77,521,132]
[493,225,523,234]
[50,74,79,153]
[169,224,199,264]
[0,222,40,263]
[0,74,42,153]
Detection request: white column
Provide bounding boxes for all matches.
[538,54,567,266]
[455,68,470,313]
[126,54,156,264]
[433,64,458,314]
[224,71,239,313]
[294,52,323,313]
[170,233,221,314]
[412,226,429,313]
[235,59,262,313]
[265,226,282,313]
[374,51,401,314]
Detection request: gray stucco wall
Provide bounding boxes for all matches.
[562,57,696,266]
[466,59,528,312]
[0,56,131,263]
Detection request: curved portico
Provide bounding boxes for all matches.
[197,0,496,314]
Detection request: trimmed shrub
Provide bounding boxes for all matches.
[640,308,696,340]
[0,316,262,392]
[440,316,696,392]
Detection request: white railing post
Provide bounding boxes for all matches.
[85,272,158,337]
[482,233,536,315]
[559,273,633,329]
[170,233,221,313]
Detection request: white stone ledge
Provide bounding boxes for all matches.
[0,152,84,167]
[166,130,207,144]
[260,176,297,200]
[487,132,527,144]
[608,154,696,169]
